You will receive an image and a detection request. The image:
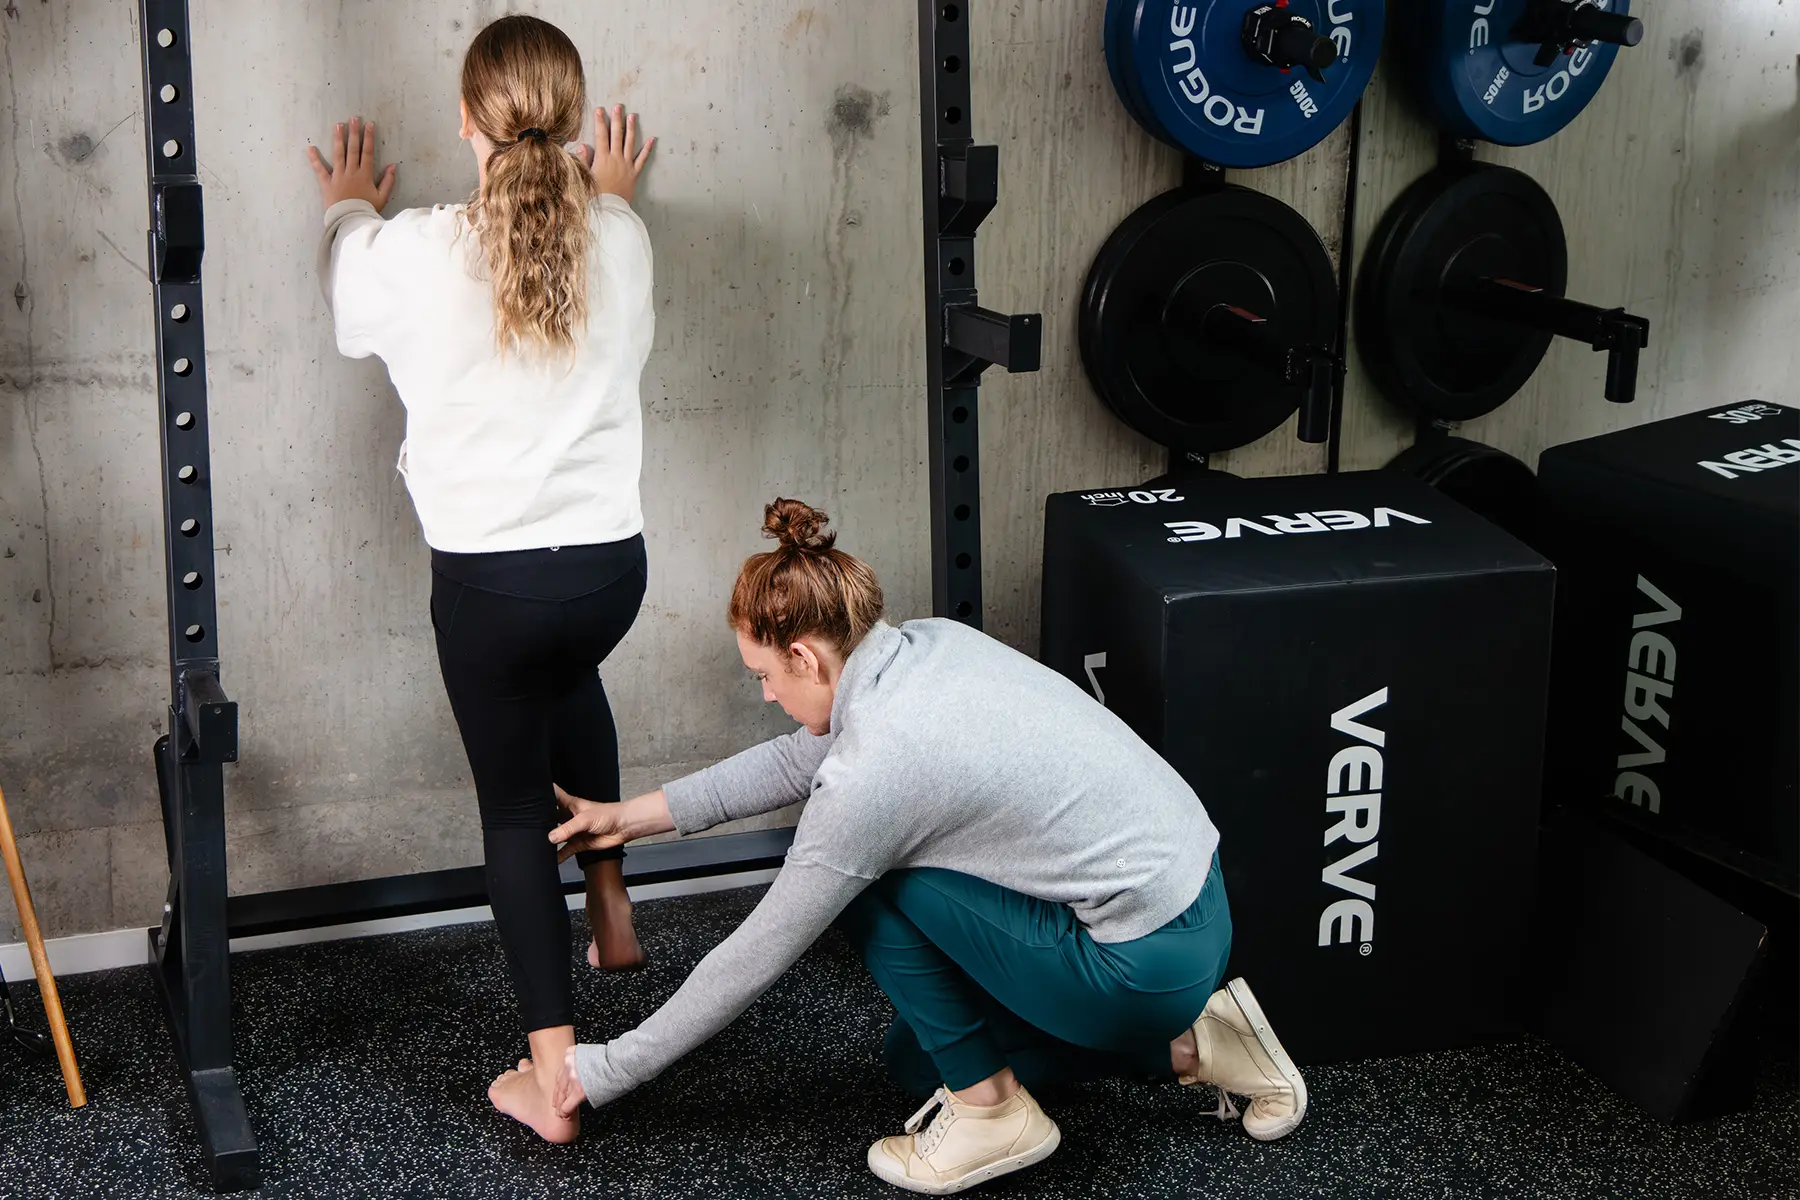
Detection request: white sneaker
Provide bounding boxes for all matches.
[1180,977,1308,1141]
[867,1085,1062,1195]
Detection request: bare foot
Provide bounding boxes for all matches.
[554,1046,585,1119]
[489,1058,580,1144]
[584,858,648,972]
[587,901,647,973]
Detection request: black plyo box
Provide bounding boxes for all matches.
[1531,809,1769,1124]
[1536,400,1800,895]
[1041,471,1555,1064]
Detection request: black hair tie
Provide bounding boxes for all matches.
[517,128,549,143]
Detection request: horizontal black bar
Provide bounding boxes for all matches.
[223,827,796,940]
[1450,277,1647,350]
[946,305,1042,373]
[179,669,236,763]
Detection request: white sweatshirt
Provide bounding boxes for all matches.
[316,194,654,553]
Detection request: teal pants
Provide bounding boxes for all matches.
[835,855,1232,1097]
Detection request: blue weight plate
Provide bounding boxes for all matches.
[1129,0,1384,169]
[1106,0,1174,145]
[1407,0,1637,146]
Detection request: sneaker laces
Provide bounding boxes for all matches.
[1209,1087,1241,1123]
[1179,1028,1241,1122]
[904,1087,956,1157]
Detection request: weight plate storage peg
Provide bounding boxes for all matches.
[1108,0,1386,169]
[1080,185,1338,455]
[1398,0,1643,146]
[1356,160,1648,422]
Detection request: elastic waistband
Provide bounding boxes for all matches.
[430,534,645,601]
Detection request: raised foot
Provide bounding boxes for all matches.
[587,908,647,973]
[489,1059,580,1144]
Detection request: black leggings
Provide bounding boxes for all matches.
[430,535,646,1032]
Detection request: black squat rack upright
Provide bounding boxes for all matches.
[136,0,1039,1189]
[916,1,1043,625]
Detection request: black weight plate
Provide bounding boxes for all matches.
[1357,161,1567,423]
[1079,189,1189,389]
[1081,185,1338,455]
[1352,161,1460,411]
[1388,436,1537,542]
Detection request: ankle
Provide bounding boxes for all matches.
[950,1071,1021,1108]
[1171,1029,1200,1078]
[586,859,630,895]
[590,892,634,923]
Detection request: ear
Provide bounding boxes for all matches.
[458,97,473,141]
[790,640,823,682]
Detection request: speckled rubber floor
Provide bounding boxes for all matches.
[1,885,1795,1199]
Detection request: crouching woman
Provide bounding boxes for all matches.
[547,499,1307,1194]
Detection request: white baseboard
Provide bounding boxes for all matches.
[0,868,779,983]
[0,927,150,982]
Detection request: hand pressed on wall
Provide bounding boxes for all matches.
[306,116,398,212]
[568,104,654,205]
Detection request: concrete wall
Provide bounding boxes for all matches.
[2,1,1795,942]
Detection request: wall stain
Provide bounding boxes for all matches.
[782,8,828,45]
[1655,27,1707,388]
[57,133,96,163]
[0,362,157,392]
[2,23,55,673]
[819,83,892,512]
[46,112,132,176]
[1672,30,1705,76]
[2,654,160,678]
[827,84,891,155]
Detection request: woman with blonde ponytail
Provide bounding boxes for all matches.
[309,14,656,1142]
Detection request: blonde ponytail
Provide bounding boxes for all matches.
[460,16,596,360]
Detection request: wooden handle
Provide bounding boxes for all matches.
[0,785,86,1108]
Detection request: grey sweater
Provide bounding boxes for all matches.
[575,618,1220,1106]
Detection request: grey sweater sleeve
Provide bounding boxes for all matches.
[574,854,871,1106]
[662,727,835,835]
